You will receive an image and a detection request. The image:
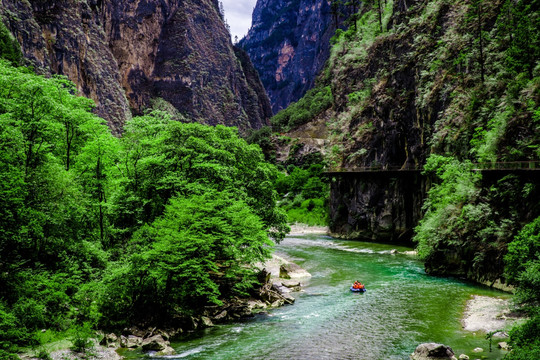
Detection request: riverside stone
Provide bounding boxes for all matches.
[201,316,214,328]
[281,280,301,288]
[120,335,142,348]
[156,346,176,356]
[279,263,311,279]
[410,343,457,360]
[213,310,228,321]
[141,335,169,351]
[100,333,118,348]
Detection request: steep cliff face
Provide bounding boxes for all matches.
[240,0,345,113]
[271,0,539,287]
[329,173,427,243]
[0,0,271,133]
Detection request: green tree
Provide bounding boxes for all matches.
[470,0,487,84]
[113,112,288,243]
[330,0,344,29]
[100,191,273,325]
[498,0,540,79]
[345,0,362,32]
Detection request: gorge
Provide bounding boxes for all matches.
[0,0,539,359]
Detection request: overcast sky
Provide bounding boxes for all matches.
[221,0,258,41]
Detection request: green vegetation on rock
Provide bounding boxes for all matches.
[0,21,21,65]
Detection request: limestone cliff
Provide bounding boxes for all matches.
[240,0,347,113]
[0,0,271,134]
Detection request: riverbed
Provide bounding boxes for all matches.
[124,234,512,359]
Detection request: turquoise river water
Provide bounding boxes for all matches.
[123,234,511,360]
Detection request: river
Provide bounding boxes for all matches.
[123,234,510,359]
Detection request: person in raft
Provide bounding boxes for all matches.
[353,281,365,289]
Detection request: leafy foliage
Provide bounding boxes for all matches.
[0,59,288,354]
[271,86,333,132]
[101,191,272,326]
[413,155,481,259]
[112,112,288,243]
[276,164,329,226]
[505,217,540,309]
[0,21,21,65]
[505,311,540,360]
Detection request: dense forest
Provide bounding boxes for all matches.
[1,0,540,359]
[0,22,288,357]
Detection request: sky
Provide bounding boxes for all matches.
[221,0,258,41]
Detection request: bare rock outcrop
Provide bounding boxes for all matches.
[1,0,271,134]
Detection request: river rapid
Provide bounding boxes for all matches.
[124,234,510,360]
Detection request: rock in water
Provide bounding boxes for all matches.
[141,334,169,351]
[120,335,143,348]
[156,345,176,356]
[410,343,457,360]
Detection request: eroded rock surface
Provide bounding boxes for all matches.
[240,0,349,113]
[1,0,271,133]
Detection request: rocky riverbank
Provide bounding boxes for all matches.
[410,295,523,359]
[21,254,311,360]
[461,295,518,334]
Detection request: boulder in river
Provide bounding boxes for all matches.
[141,334,169,351]
[272,282,291,293]
[279,263,311,279]
[156,345,176,356]
[281,280,301,289]
[410,343,457,360]
[120,335,143,348]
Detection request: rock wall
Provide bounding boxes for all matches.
[312,0,539,287]
[329,173,427,243]
[240,0,347,113]
[0,0,271,134]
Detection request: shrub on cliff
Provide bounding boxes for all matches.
[506,311,540,360]
[271,86,333,132]
[505,216,540,309]
[0,21,21,65]
[111,112,288,244]
[413,155,481,259]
